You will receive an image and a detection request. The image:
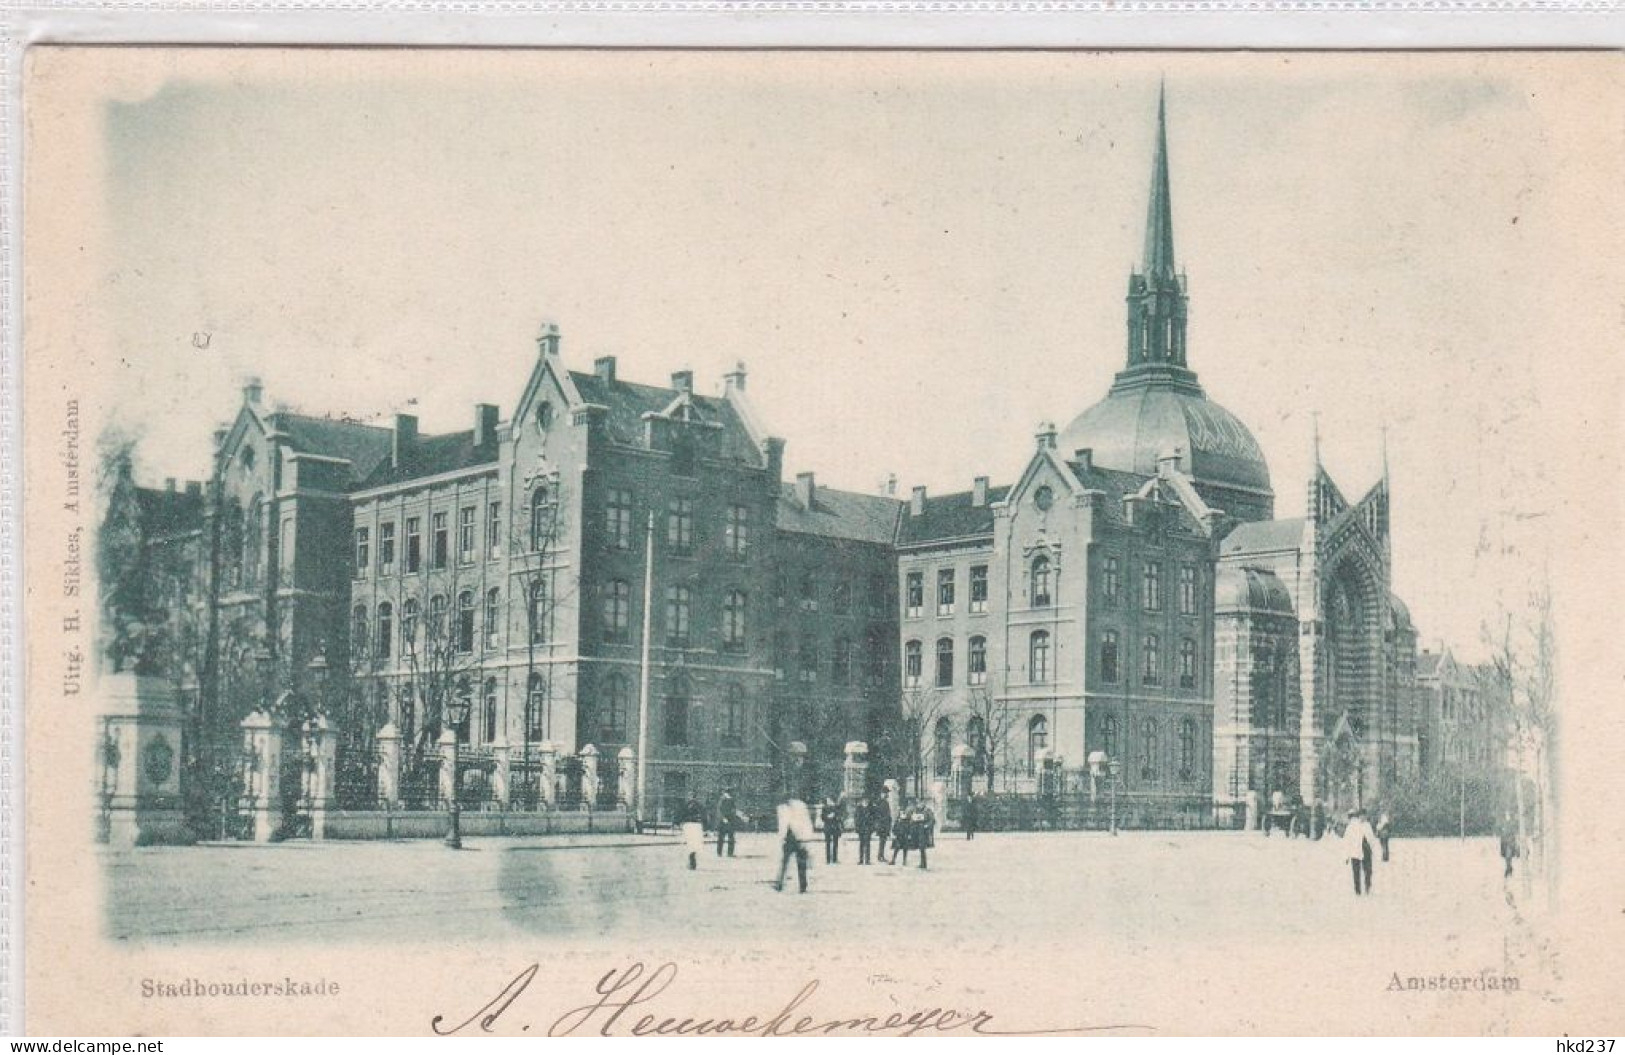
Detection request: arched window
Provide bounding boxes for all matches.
[401,598,419,652]
[904,640,923,688]
[454,675,473,744]
[483,677,498,743]
[933,717,953,778]
[1142,562,1163,611]
[603,579,630,643]
[664,676,690,746]
[665,584,692,647]
[351,604,368,658]
[968,635,988,685]
[1028,714,1050,775]
[244,496,263,586]
[529,486,553,551]
[831,636,852,686]
[1179,718,1197,779]
[526,671,546,740]
[1180,638,1197,689]
[967,716,987,775]
[600,674,628,743]
[1140,718,1159,781]
[722,590,748,651]
[1030,630,1051,684]
[1102,714,1120,760]
[428,595,447,641]
[1101,630,1120,683]
[935,638,955,688]
[1031,554,1052,607]
[529,578,550,644]
[398,683,417,747]
[1142,634,1160,685]
[798,638,819,683]
[484,588,501,648]
[723,684,745,746]
[376,603,393,660]
[1102,555,1121,605]
[457,590,475,654]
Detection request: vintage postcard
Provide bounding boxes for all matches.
[16,47,1624,1036]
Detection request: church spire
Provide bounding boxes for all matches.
[1143,80,1176,281]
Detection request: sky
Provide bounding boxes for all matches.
[85,49,1619,661]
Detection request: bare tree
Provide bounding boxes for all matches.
[508,473,575,804]
[887,688,947,800]
[965,687,1017,794]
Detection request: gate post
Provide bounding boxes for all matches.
[618,747,636,811]
[438,728,459,806]
[538,741,558,809]
[375,722,402,807]
[305,716,336,840]
[240,710,283,843]
[580,744,600,810]
[491,737,512,808]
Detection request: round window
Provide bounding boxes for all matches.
[1034,485,1054,511]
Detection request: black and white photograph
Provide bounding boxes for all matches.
[15,46,1623,1037]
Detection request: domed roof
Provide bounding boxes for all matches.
[1058,383,1272,497]
[1215,565,1294,615]
[1389,592,1414,633]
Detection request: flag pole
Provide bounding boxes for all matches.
[635,510,655,826]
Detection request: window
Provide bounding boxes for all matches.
[428,595,447,640]
[831,637,852,686]
[529,578,550,644]
[376,603,393,660]
[1142,562,1162,611]
[351,604,368,657]
[1028,714,1049,775]
[1179,718,1197,780]
[968,635,988,686]
[484,588,501,648]
[603,580,630,643]
[799,572,817,611]
[244,497,263,586]
[354,527,370,579]
[665,584,691,647]
[1180,638,1197,689]
[933,718,953,778]
[904,640,923,688]
[1031,555,1052,607]
[486,501,502,558]
[937,568,956,615]
[1140,718,1159,781]
[905,571,924,618]
[529,488,553,552]
[605,489,633,550]
[431,512,449,570]
[1101,630,1120,683]
[600,674,629,743]
[405,517,422,573]
[459,506,476,564]
[1102,556,1121,605]
[279,517,295,587]
[401,599,419,651]
[798,639,819,683]
[526,672,546,740]
[832,578,852,616]
[772,630,789,680]
[864,630,889,685]
[666,498,694,554]
[722,590,748,651]
[868,573,889,616]
[379,522,396,573]
[935,638,955,688]
[457,591,475,654]
[664,678,690,746]
[483,678,499,744]
[725,504,750,557]
[453,676,473,744]
[1142,634,1160,685]
[970,565,989,613]
[1030,630,1051,683]
[967,717,987,775]
[1101,714,1120,759]
[723,684,745,747]
[1180,564,1198,616]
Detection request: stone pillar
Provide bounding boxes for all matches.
[99,672,193,846]
[491,737,511,808]
[438,728,458,806]
[929,779,948,824]
[842,741,868,801]
[376,722,402,807]
[538,741,559,809]
[580,744,600,810]
[240,709,283,843]
[951,743,973,799]
[618,747,636,810]
[305,715,336,840]
[882,778,900,820]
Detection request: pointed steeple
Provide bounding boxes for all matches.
[1143,80,1177,281]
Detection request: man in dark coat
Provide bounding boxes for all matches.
[873,795,893,862]
[963,794,980,840]
[715,788,744,858]
[854,795,875,865]
[820,798,843,864]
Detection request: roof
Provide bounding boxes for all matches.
[896,485,1011,547]
[1067,462,1207,535]
[1416,652,1443,677]
[270,412,394,484]
[361,429,498,489]
[1215,565,1294,614]
[776,483,901,545]
[1221,517,1306,557]
[134,486,204,535]
[569,372,763,467]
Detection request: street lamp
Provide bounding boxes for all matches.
[444,694,472,849]
[305,648,329,717]
[253,646,274,708]
[1108,758,1122,836]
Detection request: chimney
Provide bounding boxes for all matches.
[1074,448,1093,472]
[184,481,202,498]
[910,485,927,517]
[594,356,617,383]
[795,472,816,510]
[164,477,177,492]
[972,476,989,508]
[392,413,418,469]
[242,377,264,406]
[671,370,694,395]
[1035,422,1057,450]
[535,321,561,360]
[724,361,748,393]
[213,426,229,453]
[885,473,898,497]
[1157,446,1183,478]
[474,403,499,449]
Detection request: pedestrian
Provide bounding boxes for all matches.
[855,795,875,865]
[678,794,706,871]
[889,803,915,866]
[1376,808,1393,862]
[873,794,893,862]
[916,801,936,870]
[1498,810,1520,879]
[1342,808,1378,896]
[963,794,979,841]
[774,796,815,893]
[820,797,844,864]
[715,787,744,858]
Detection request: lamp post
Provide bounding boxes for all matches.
[444,695,471,849]
[306,649,329,716]
[253,645,274,708]
[1108,758,1122,836]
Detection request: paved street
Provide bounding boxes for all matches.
[105,829,1525,951]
